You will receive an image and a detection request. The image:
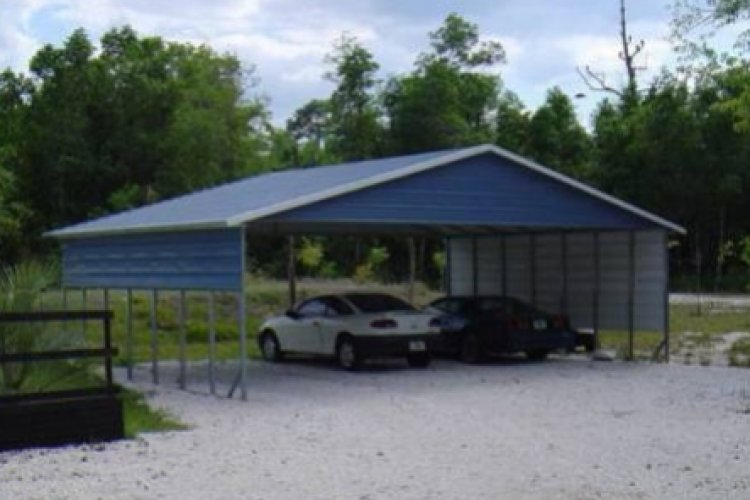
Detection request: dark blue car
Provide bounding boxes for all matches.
[425,295,577,363]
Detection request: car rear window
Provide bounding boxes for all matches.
[471,297,547,316]
[345,294,415,313]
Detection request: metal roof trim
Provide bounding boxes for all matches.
[44,220,228,240]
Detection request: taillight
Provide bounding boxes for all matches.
[370,318,398,329]
[552,316,567,329]
[507,319,530,330]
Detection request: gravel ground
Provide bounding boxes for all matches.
[2,357,749,500]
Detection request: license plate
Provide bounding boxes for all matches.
[533,319,547,330]
[409,341,426,351]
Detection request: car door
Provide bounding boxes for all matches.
[316,297,356,354]
[283,298,326,353]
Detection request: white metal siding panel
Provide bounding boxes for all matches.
[535,234,563,314]
[634,231,666,330]
[505,235,531,302]
[598,232,630,329]
[477,237,502,295]
[565,233,595,329]
[449,238,474,295]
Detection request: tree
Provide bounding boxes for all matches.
[11,26,270,243]
[495,91,531,154]
[385,13,505,153]
[526,88,593,179]
[672,0,750,54]
[0,70,32,261]
[426,12,506,68]
[284,99,335,167]
[577,0,646,96]
[324,35,382,161]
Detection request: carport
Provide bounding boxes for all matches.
[48,144,684,400]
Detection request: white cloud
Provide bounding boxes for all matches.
[0,0,729,128]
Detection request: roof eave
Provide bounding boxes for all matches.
[45,220,229,240]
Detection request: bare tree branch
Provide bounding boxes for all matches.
[576,66,623,97]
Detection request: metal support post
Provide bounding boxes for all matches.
[178,290,187,389]
[150,289,159,384]
[627,231,636,360]
[126,288,133,381]
[209,292,216,395]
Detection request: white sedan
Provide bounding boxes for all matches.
[258,293,441,370]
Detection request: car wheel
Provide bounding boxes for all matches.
[584,337,596,353]
[459,333,484,364]
[259,331,283,362]
[407,352,431,368]
[336,336,361,371]
[526,349,549,361]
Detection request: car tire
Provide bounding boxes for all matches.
[584,337,596,353]
[259,331,283,362]
[406,352,431,368]
[526,349,549,361]
[336,336,361,371]
[459,333,484,364]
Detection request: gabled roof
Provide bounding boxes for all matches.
[47,144,685,239]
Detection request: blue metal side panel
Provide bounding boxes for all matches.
[268,153,659,230]
[62,229,243,290]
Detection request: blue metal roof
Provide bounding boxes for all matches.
[48,144,684,238]
[48,149,455,238]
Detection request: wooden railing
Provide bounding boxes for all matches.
[0,310,118,401]
[0,309,124,450]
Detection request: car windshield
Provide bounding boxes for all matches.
[345,294,416,313]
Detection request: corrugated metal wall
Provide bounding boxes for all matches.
[270,154,659,231]
[448,230,666,331]
[62,228,244,290]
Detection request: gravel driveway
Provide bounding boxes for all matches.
[2,357,749,499]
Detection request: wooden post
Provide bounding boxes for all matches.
[288,235,296,308]
[104,313,114,389]
[408,237,416,303]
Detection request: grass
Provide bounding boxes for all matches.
[121,388,187,438]
[2,359,185,436]
[729,337,750,368]
[33,278,750,372]
[670,304,750,336]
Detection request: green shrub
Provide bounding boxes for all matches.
[156,305,178,330]
[0,260,65,393]
[729,337,750,368]
[185,320,238,343]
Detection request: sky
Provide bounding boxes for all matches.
[0,0,690,127]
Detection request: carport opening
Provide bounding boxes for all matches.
[48,145,680,400]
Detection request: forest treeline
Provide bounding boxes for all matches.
[1,2,750,290]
